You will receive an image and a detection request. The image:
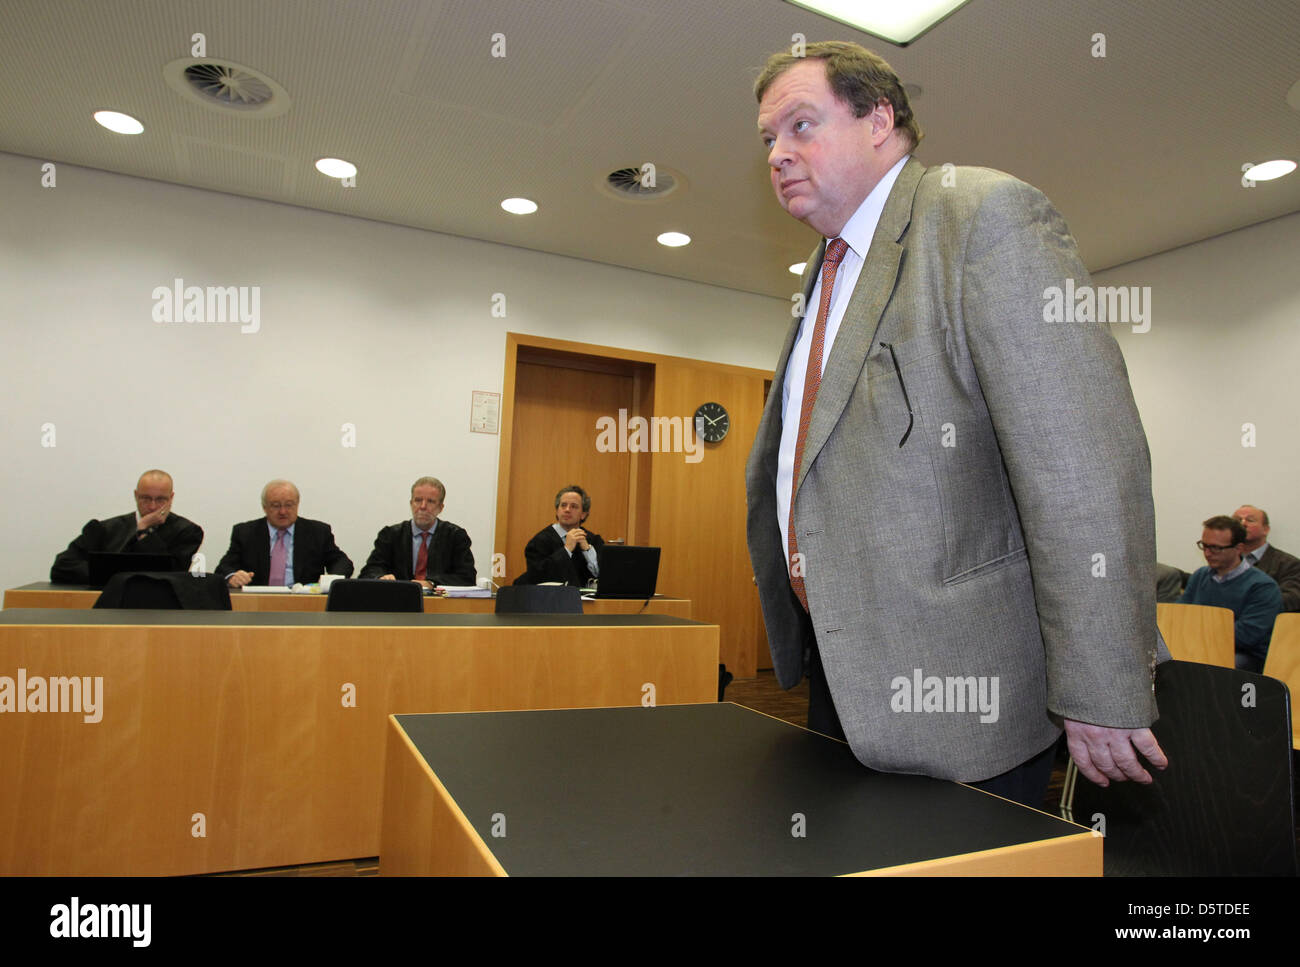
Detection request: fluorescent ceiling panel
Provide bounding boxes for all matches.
[783,0,971,46]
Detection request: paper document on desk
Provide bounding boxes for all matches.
[437,585,492,598]
[239,585,321,594]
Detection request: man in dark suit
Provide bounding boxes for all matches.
[515,485,604,587]
[746,42,1166,804]
[359,476,476,588]
[50,469,203,584]
[217,479,353,587]
[1235,505,1300,612]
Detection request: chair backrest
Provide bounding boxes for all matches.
[93,572,233,610]
[494,585,583,614]
[1155,602,1234,667]
[326,579,424,613]
[94,572,183,609]
[1263,612,1300,748]
[1064,659,1296,875]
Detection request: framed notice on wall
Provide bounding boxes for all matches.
[471,391,500,434]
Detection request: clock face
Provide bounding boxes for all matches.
[694,402,729,443]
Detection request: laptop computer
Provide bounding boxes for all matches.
[592,545,661,599]
[87,552,176,589]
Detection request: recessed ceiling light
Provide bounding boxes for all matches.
[657,232,691,247]
[789,262,807,275]
[782,0,969,46]
[93,110,143,135]
[315,158,357,179]
[501,197,538,214]
[1243,160,1297,182]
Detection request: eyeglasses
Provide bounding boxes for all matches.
[1196,541,1237,552]
[265,501,298,511]
[135,494,171,505]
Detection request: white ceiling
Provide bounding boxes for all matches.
[2,0,1297,299]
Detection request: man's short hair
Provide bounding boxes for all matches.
[1239,504,1270,527]
[411,476,446,502]
[261,479,300,505]
[1204,515,1246,546]
[754,41,923,151]
[555,485,591,514]
[137,469,173,492]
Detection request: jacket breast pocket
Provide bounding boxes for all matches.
[862,327,1026,583]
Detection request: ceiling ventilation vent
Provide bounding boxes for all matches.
[162,58,292,119]
[602,165,680,200]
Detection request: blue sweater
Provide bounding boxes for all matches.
[1179,565,1282,666]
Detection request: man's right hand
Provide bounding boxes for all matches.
[227,570,254,588]
[137,502,170,532]
[565,528,589,553]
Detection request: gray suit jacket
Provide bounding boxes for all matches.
[745,158,1159,782]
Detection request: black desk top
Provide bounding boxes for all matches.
[0,609,703,629]
[13,582,100,592]
[394,703,1088,876]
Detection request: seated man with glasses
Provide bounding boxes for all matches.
[1178,514,1282,672]
[216,479,353,588]
[50,469,204,584]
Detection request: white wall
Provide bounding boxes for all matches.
[0,151,787,591]
[1104,211,1300,573]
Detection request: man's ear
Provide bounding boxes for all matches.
[868,98,895,144]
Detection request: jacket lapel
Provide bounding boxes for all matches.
[399,521,414,580]
[795,158,924,498]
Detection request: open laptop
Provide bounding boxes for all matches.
[86,552,176,589]
[592,545,661,599]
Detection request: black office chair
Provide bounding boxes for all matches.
[93,572,232,610]
[1062,659,1296,875]
[326,578,423,613]
[494,585,583,614]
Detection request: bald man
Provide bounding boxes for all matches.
[50,469,204,584]
[217,479,353,588]
[1235,505,1300,612]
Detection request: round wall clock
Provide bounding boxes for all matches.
[694,402,730,443]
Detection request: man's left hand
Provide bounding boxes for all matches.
[1064,719,1168,786]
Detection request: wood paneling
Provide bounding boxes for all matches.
[503,358,634,584]
[647,362,768,676]
[0,616,718,874]
[494,334,773,679]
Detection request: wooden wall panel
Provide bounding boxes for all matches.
[495,334,773,678]
[648,363,768,676]
[504,361,632,584]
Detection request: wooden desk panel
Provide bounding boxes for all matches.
[4,583,690,618]
[0,611,716,875]
[380,704,1100,876]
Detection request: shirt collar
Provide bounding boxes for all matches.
[832,154,910,261]
[1212,558,1252,582]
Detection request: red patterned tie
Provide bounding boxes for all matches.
[415,531,430,582]
[789,237,849,612]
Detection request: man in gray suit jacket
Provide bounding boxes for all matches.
[747,42,1166,803]
[1234,505,1300,612]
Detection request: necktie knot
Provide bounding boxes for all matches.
[823,237,848,267]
